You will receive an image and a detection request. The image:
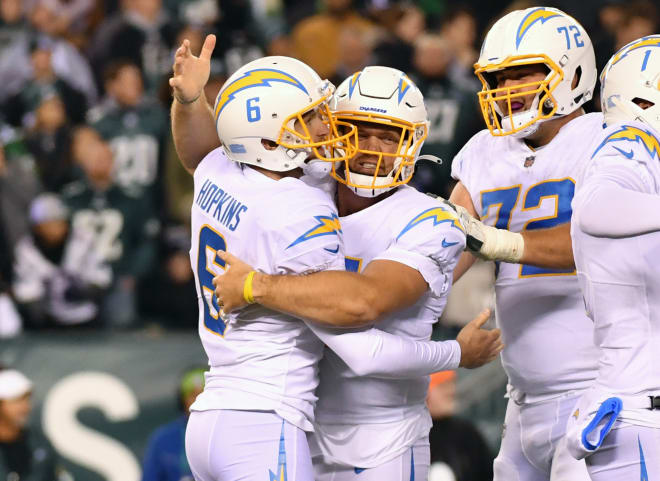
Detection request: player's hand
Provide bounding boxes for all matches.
[456,309,504,368]
[169,34,215,104]
[212,251,253,312]
[426,193,483,251]
[427,193,523,263]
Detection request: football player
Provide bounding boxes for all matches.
[211,65,503,481]
[182,55,501,481]
[446,7,600,481]
[171,39,503,480]
[566,35,660,480]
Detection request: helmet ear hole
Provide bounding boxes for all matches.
[632,97,655,109]
[261,139,278,150]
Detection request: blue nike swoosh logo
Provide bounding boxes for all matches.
[442,239,459,248]
[354,468,366,474]
[613,146,634,159]
[324,245,340,254]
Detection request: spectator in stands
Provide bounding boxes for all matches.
[0,369,69,480]
[28,3,98,105]
[24,93,78,192]
[63,126,159,327]
[0,220,22,338]
[408,33,482,197]
[30,0,96,44]
[613,0,657,50]
[427,371,494,481]
[13,193,108,328]
[330,26,375,86]
[372,4,425,74]
[141,366,206,481]
[291,0,374,79]
[439,5,479,88]
[0,0,32,103]
[89,0,179,94]
[0,128,42,251]
[3,35,88,127]
[89,60,168,217]
[139,224,197,328]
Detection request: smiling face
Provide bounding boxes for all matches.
[493,64,548,116]
[348,121,403,176]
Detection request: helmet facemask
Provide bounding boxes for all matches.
[326,112,427,197]
[277,91,358,164]
[475,54,564,138]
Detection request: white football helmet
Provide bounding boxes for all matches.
[601,35,660,132]
[475,7,596,138]
[327,66,429,197]
[213,56,352,171]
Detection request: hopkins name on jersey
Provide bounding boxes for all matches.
[189,148,345,432]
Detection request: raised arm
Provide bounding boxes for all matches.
[169,35,221,174]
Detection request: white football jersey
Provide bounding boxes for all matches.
[572,121,660,427]
[451,113,601,399]
[314,186,466,467]
[189,148,345,432]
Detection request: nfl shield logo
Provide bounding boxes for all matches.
[524,156,535,168]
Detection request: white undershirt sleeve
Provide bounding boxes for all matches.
[306,322,461,379]
[577,164,660,238]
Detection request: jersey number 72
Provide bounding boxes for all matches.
[480,178,576,278]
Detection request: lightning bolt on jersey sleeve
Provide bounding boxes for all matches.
[308,322,461,378]
[374,193,466,297]
[575,122,660,238]
[571,121,660,430]
[189,149,345,432]
[268,209,346,275]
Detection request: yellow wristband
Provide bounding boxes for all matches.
[243,271,256,304]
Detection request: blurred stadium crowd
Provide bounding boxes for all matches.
[0,0,657,333]
[2,0,659,480]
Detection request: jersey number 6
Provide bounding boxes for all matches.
[197,225,228,335]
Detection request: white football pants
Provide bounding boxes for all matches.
[494,392,591,481]
[310,434,429,481]
[185,409,314,481]
[586,421,660,481]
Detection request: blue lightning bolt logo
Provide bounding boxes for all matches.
[348,71,362,99]
[592,125,660,160]
[610,36,660,67]
[516,8,562,49]
[639,435,648,481]
[269,421,288,481]
[397,206,464,240]
[287,214,342,249]
[214,69,308,120]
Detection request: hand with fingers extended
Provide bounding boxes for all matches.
[212,251,257,313]
[169,34,216,104]
[456,309,504,368]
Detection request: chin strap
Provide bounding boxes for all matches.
[416,154,443,164]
